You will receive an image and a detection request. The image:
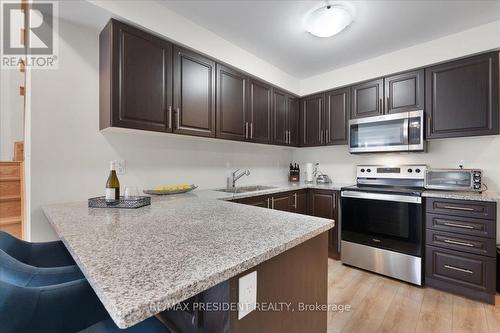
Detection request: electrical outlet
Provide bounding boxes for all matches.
[238,271,257,320]
[114,160,126,175]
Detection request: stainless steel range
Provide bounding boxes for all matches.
[340,165,427,285]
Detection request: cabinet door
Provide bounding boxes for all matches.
[301,94,324,146]
[351,78,383,119]
[325,87,350,145]
[248,79,272,144]
[271,192,291,212]
[234,195,269,208]
[111,20,172,132]
[384,69,424,115]
[288,97,299,146]
[272,89,288,145]
[173,47,216,137]
[425,52,499,139]
[216,64,248,141]
[309,190,339,259]
[289,190,307,215]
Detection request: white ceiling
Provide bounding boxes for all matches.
[159,0,500,79]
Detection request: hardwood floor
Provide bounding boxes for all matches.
[327,259,500,333]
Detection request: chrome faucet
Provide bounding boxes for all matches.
[227,169,250,189]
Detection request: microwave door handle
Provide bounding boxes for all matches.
[403,118,409,145]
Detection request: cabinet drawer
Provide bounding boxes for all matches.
[426,213,496,238]
[425,245,495,293]
[425,198,496,220]
[426,229,496,257]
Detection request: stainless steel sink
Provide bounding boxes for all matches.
[216,185,277,194]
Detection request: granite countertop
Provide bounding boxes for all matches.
[421,190,500,202]
[193,181,353,201]
[42,196,334,328]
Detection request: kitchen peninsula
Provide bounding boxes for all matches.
[42,194,334,331]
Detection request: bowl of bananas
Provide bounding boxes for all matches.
[143,184,198,195]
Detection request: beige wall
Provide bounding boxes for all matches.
[299,20,500,95]
[28,3,500,241]
[0,69,24,161]
[29,18,291,241]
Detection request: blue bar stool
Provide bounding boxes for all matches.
[0,231,75,267]
[0,279,109,333]
[0,249,84,287]
[0,278,171,333]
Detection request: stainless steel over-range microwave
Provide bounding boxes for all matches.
[425,168,483,192]
[349,110,425,153]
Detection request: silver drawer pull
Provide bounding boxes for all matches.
[443,239,474,247]
[442,205,475,211]
[443,222,474,229]
[444,265,473,274]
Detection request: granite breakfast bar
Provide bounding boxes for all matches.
[42,195,334,332]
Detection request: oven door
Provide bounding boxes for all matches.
[341,191,423,257]
[349,110,424,153]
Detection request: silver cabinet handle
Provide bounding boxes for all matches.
[293,193,297,209]
[379,98,382,113]
[271,197,275,209]
[287,131,291,144]
[250,122,253,139]
[442,205,475,211]
[176,107,180,129]
[444,265,473,274]
[245,122,249,139]
[168,106,172,129]
[266,198,270,209]
[443,239,474,247]
[325,128,329,144]
[443,222,475,229]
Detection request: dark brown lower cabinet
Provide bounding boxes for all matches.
[234,189,338,259]
[425,198,497,304]
[308,189,339,259]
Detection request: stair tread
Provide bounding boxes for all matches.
[0,216,21,226]
[0,195,21,202]
[0,176,21,182]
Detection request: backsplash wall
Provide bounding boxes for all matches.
[292,135,500,191]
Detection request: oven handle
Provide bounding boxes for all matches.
[341,190,422,204]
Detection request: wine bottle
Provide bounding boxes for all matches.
[105,161,120,202]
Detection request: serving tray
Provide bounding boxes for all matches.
[143,185,197,195]
[88,196,151,209]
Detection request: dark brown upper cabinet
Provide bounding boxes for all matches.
[216,64,249,141]
[288,97,299,146]
[351,70,424,119]
[351,78,383,119]
[100,19,172,132]
[301,94,324,146]
[173,46,216,138]
[425,52,499,139]
[325,87,350,145]
[273,89,288,145]
[384,69,424,114]
[248,79,272,144]
[273,90,298,146]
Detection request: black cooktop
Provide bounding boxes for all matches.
[341,184,423,196]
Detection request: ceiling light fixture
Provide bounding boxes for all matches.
[304,4,353,38]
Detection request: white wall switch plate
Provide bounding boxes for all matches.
[114,160,126,175]
[238,271,257,320]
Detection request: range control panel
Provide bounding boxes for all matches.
[356,165,427,180]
